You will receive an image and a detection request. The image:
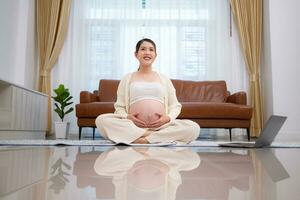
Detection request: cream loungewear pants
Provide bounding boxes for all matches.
[95,113,200,144]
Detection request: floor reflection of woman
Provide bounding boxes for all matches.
[95,38,200,144]
[94,147,200,200]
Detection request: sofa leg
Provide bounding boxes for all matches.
[79,127,82,140]
[229,128,232,141]
[247,128,250,141]
[93,127,95,140]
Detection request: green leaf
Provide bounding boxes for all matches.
[54,108,64,120]
[65,102,73,107]
[64,107,74,115]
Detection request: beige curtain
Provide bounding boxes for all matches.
[230,0,263,137]
[37,0,72,135]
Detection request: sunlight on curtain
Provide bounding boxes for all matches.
[52,0,247,134]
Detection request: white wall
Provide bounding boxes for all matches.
[262,0,300,141]
[0,0,37,90]
[261,0,273,122]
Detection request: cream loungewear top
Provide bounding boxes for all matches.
[95,72,200,144]
[114,72,182,121]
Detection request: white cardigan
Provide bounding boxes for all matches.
[114,72,182,121]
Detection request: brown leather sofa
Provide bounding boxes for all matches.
[76,79,252,140]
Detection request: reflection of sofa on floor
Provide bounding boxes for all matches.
[76,79,253,140]
[177,152,254,200]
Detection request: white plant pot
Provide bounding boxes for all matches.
[54,121,70,139]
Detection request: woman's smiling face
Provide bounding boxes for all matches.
[135,41,157,67]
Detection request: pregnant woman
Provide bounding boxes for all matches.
[96,38,200,144]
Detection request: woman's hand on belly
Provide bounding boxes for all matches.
[147,113,171,128]
[129,100,166,128]
[127,113,147,128]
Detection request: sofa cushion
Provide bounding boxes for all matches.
[76,101,252,120]
[98,79,119,102]
[171,80,228,103]
[76,102,115,117]
[179,102,252,119]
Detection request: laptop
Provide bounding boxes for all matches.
[219,115,287,148]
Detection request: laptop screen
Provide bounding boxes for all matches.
[255,115,287,147]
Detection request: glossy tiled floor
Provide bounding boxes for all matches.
[1,145,300,200]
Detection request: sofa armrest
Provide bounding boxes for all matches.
[226,91,247,105]
[80,91,99,103]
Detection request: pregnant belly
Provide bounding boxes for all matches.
[129,99,165,125]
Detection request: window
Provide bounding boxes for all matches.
[180,26,207,79]
[78,0,231,88]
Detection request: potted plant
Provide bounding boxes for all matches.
[52,84,74,139]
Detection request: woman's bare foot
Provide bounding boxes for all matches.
[133,137,149,144]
